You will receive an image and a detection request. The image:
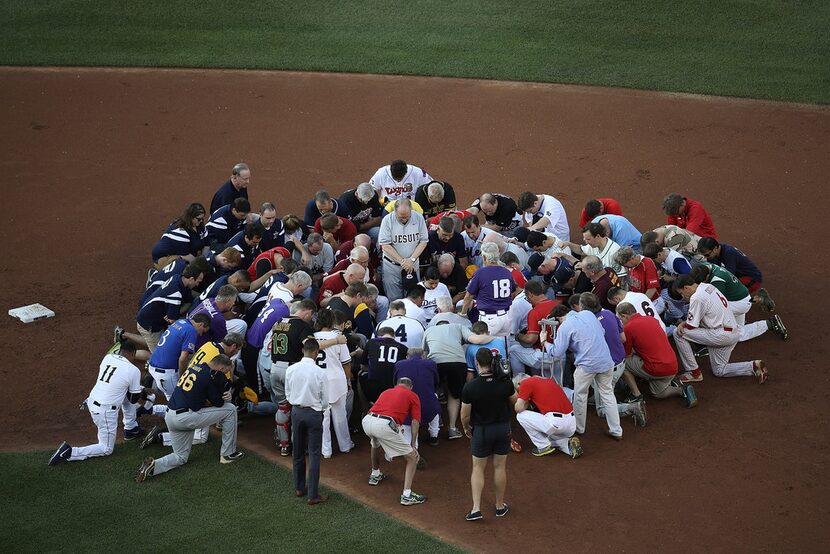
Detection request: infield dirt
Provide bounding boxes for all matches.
[1,67,828,552]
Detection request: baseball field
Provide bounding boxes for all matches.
[1,2,829,552]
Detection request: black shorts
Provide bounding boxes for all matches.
[437,362,467,398]
[471,421,511,458]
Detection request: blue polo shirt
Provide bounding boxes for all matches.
[303,198,351,231]
[592,214,642,250]
[168,362,228,412]
[549,310,614,373]
[148,318,198,369]
[714,243,762,282]
[465,338,508,375]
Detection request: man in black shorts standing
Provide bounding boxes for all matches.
[460,348,517,522]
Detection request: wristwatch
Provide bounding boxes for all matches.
[409,257,417,262]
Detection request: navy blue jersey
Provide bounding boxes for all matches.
[210,179,248,215]
[713,243,762,283]
[167,362,228,412]
[146,258,188,290]
[259,220,285,251]
[303,198,351,232]
[151,222,206,263]
[364,337,408,383]
[244,273,288,327]
[205,204,245,247]
[225,230,259,266]
[148,318,198,369]
[424,230,467,265]
[202,250,233,278]
[197,274,229,303]
[137,275,189,332]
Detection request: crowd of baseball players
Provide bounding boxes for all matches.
[48,160,787,518]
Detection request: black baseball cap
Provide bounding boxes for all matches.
[527,252,545,275]
[512,227,530,243]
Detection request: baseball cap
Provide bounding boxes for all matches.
[547,257,575,286]
[512,227,530,244]
[527,252,545,276]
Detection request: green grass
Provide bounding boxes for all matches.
[0,443,461,553]
[1,1,828,103]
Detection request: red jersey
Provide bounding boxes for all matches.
[428,210,473,226]
[314,216,357,245]
[247,247,291,280]
[666,198,718,240]
[628,257,660,299]
[592,268,622,311]
[578,198,623,228]
[623,314,678,377]
[318,272,348,304]
[526,299,560,348]
[370,385,421,424]
[518,376,572,414]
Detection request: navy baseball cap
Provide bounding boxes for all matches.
[547,257,575,286]
[512,227,530,244]
[527,252,545,275]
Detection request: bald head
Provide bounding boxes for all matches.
[344,263,366,284]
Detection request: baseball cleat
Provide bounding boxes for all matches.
[124,426,145,441]
[531,444,556,457]
[753,360,769,384]
[220,451,245,464]
[280,444,292,457]
[113,325,125,344]
[139,426,161,449]
[427,436,439,447]
[756,288,775,312]
[48,441,71,466]
[682,384,698,408]
[368,471,385,486]
[679,369,703,383]
[448,428,463,440]
[135,457,155,483]
[568,437,583,459]
[465,510,483,521]
[496,503,510,517]
[606,431,623,441]
[632,401,647,428]
[400,492,427,506]
[768,314,788,340]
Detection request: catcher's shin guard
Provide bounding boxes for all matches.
[275,401,292,446]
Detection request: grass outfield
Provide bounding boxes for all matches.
[1,1,828,103]
[0,442,460,553]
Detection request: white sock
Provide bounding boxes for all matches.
[371,468,381,477]
[403,488,412,497]
[152,405,167,416]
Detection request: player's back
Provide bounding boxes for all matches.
[88,353,141,405]
[376,315,424,348]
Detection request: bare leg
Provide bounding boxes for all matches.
[403,450,418,491]
[371,446,382,471]
[470,456,488,514]
[447,395,460,430]
[621,370,642,397]
[493,454,508,510]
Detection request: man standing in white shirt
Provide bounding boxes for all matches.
[285,338,330,505]
[369,159,433,202]
[49,341,145,465]
[517,192,570,242]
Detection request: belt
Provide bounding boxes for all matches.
[369,413,396,424]
[150,366,174,373]
[261,367,271,373]
[480,309,507,316]
[92,400,118,410]
[174,407,190,414]
[383,256,402,266]
[550,412,573,418]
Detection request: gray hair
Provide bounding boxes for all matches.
[289,270,312,290]
[512,373,529,389]
[221,332,244,347]
[427,182,445,201]
[231,162,249,176]
[614,246,637,266]
[314,190,331,203]
[307,233,324,246]
[356,182,375,203]
[350,245,369,261]
[481,242,501,264]
[395,198,413,212]
[582,255,604,274]
[407,347,425,358]
[437,253,455,268]
[366,283,379,299]
[345,263,366,279]
[216,285,239,303]
[435,295,453,313]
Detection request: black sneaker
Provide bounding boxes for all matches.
[124,426,145,441]
[220,451,245,464]
[768,314,788,340]
[496,503,509,517]
[465,511,483,521]
[427,436,439,447]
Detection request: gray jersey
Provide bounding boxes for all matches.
[428,312,472,328]
[294,243,334,274]
[423,323,473,364]
[378,211,428,259]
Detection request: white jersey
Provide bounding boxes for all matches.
[313,330,352,400]
[258,330,274,374]
[688,283,736,330]
[541,232,572,257]
[580,238,626,278]
[87,353,142,407]
[462,227,496,266]
[369,164,433,202]
[622,291,666,332]
[505,242,530,267]
[375,315,425,348]
[524,194,570,241]
[266,282,294,305]
[401,298,429,327]
[509,291,533,335]
[419,282,451,322]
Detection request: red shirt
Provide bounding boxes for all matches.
[370,385,421,424]
[666,198,718,240]
[318,272,348,304]
[526,299,560,348]
[578,198,623,228]
[518,376,572,414]
[247,247,291,280]
[510,268,527,288]
[628,257,660,299]
[428,210,473,226]
[314,216,357,245]
[623,314,678,376]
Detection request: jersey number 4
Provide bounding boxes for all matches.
[394,324,407,343]
[99,365,117,383]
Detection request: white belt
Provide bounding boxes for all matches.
[480,310,507,317]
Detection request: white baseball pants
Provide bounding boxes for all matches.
[675,326,754,377]
[322,393,353,457]
[68,407,119,461]
[729,295,767,342]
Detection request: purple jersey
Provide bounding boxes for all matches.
[392,355,441,425]
[188,298,227,347]
[596,309,625,365]
[246,299,290,349]
[466,265,515,313]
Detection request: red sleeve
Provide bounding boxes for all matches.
[578,208,589,228]
[409,390,422,423]
[667,214,681,227]
[518,378,533,401]
[526,306,542,334]
[341,218,357,243]
[313,219,322,234]
[623,322,633,357]
[511,268,527,288]
[644,258,661,291]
